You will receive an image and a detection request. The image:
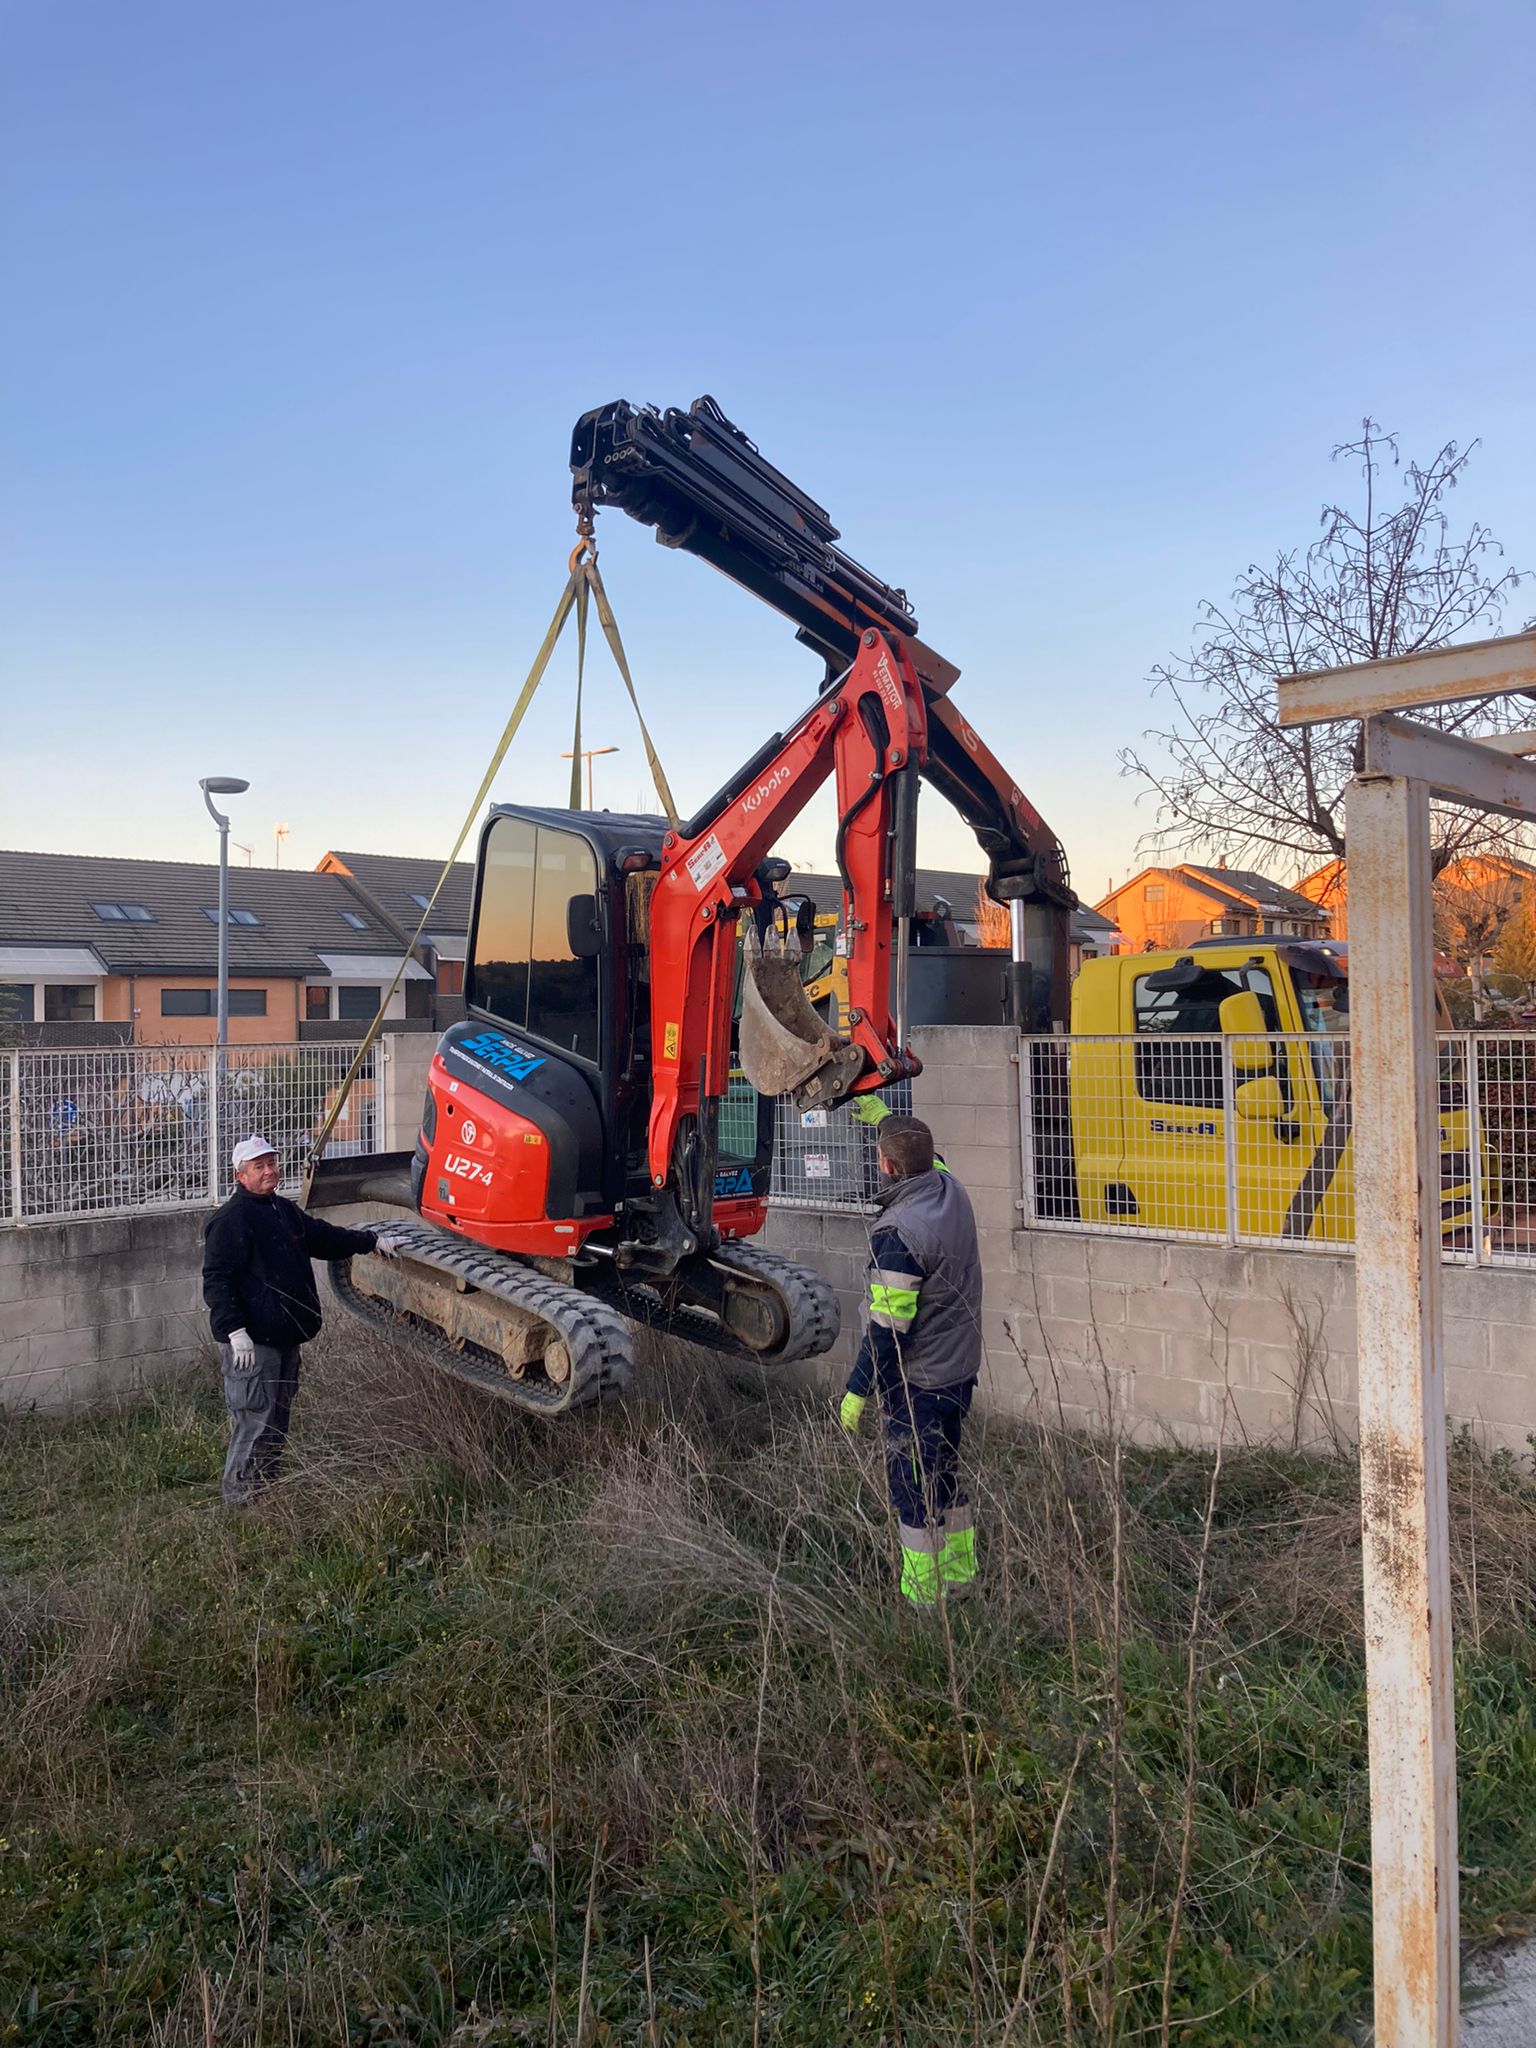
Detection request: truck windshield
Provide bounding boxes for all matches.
[1295,974,1349,1035]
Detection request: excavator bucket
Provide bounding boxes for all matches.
[739,923,866,1110]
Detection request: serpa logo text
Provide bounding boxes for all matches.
[713,1166,754,1197]
[740,765,791,816]
[458,1031,547,1083]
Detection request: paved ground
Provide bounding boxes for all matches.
[1462,1942,1536,2045]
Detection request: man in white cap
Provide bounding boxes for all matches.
[202,1135,402,1505]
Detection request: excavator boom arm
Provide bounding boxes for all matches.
[571,396,1076,1232]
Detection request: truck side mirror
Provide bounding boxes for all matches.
[1235,1075,1285,1121]
[565,893,603,959]
[1218,991,1268,1037]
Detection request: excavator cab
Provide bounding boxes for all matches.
[409,804,776,1253]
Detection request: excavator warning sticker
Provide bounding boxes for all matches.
[685,832,727,892]
[663,1021,680,1061]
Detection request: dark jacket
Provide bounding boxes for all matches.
[846,1165,983,1398]
[202,1187,377,1346]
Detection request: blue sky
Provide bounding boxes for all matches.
[3,0,1532,903]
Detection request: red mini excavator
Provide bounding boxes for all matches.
[308,397,1075,1413]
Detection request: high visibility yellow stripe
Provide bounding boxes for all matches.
[869,1283,918,1323]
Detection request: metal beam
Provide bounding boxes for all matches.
[1277,628,1536,728]
[1475,727,1536,757]
[1347,771,1459,2048]
[1363,713,1536,823]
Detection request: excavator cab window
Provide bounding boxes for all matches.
[469,815,602,1064]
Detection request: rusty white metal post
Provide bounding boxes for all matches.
[1347,764,1458,2047]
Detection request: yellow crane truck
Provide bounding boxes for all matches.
[1032,939,1477,1244]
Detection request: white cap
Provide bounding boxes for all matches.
[232,1134,278,1169]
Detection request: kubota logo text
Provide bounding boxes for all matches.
[741,765,791,816]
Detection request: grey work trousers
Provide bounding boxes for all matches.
[218,1339,302,1504]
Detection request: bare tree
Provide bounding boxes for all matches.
[1122,422,1528,878]
[1434,866,1526,1021]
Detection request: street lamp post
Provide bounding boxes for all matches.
[199,777,250,1048]
[560,744,619,808]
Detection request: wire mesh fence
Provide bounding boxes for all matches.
[0,1043,368,1225]
[1020,1031,1531,1265]
[2,1040,898,1226]
[769,1078,914,1210]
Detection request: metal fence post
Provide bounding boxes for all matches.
[1220,1035,1238,1245]
[8,1050,21,1223]
[206,1045,220,1205]
[1465,1033,1486,1267]
[1016,1039,1036,1223]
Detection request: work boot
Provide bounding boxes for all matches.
[897,1524,942,1608]
[938,1520,978,1597]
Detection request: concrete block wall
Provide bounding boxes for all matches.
[0,1210,208,1413]
[380,1032,435,1151]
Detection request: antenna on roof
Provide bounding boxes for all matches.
[274,823,290,868]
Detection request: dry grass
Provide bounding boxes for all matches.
[2,1319,1535,2045]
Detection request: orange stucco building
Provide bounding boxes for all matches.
[1096,863,1331,954]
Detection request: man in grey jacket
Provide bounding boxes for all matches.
[202,1134,401,1505]
[839,1105,982,1606]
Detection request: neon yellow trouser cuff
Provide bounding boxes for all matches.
[898,1523,943,1607]
[939,1522,977,1588]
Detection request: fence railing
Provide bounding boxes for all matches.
[767,1079,912,1211]
[0,1041,893,1228]
[0,1042,371,1225]
[1020,1030,1536,1269]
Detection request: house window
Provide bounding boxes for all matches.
[1144,883,1165,903]
[91,901,154,922]
[201,907,262,927]
[340,910,370,931]
[306,985,330,1021]
[162,988,268,1018]
[410,892,431,910]
[438,958,465,996]
[44,984,96,1022]
[0,983,35,1023]
[337,985,381,1022]
[161,989,212,1017]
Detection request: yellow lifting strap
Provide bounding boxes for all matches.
[307,539,677,1166]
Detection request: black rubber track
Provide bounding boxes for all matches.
[328,1225,839,1414]
[326,1221,633,1415]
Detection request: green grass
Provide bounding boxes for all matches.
[2,1331,1535,2045]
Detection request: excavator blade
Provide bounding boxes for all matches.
[739,924,866,1110]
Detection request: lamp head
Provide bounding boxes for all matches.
[200,776,250,796]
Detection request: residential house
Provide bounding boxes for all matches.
[317,850,474,1006]
[1297,852,1536,950]
[0,850,432,1046]
[1096,863,1331,953]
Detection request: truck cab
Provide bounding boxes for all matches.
[1063,940,1472,1243]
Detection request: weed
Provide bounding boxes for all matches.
[2,1322,1534,2044]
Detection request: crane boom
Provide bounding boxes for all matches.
[571,394,1075,1025]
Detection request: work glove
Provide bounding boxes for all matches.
[228,1328,257,1367]
[847,1093,889,1128]
[371,1230,406,1259]
[839,1392,869,1434]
